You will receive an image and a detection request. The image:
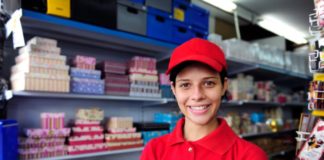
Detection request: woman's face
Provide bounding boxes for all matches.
[171,63,228,126]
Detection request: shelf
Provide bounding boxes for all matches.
[240,128,297,138]
[21,10,177,61]
[222,100,306,108]
[312,110,324,117]
[227,58,311,89]
[12,91,174,103]
[41,147,144,160]
[268,148,295,158]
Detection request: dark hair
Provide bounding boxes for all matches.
[169,61,227,86]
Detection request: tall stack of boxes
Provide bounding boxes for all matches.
[70,55,104,94]
[10,37,70,92]
[68,108,106,155]
[19,113,70,159]
[96,60,130,96]
[106,117,143,150]
[128,56,161,98]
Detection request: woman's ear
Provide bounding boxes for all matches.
[171,81,176,95]
[222,78,228,96]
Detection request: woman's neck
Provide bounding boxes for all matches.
[183,117,219,141]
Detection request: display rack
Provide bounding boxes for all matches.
[4,9,311,160]
[13,91,174,102]
[227,58,311,89]
[240,128,297,139]
[41,147,144,160]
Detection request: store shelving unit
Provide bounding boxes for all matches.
[4,9,310,160]
[227,58,311,90]
[13,91,174,102]
[268,148,295,159]
[222,100,306,108]
[240,128,297,139]
[41,147,144,160]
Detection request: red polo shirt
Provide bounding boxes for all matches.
[141,118,268,160]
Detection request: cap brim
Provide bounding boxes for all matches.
[166,55,224,75]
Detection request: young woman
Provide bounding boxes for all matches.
[141,38,268,160]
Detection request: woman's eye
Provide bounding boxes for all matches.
[179,83,190,88]
[204,81,216,87]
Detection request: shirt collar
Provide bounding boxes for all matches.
[167,117,238,155]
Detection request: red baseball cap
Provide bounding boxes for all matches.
[166,38,227,75]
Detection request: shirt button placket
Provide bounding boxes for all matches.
[187,146,194,160]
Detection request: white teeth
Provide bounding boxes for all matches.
[190,105,208,110]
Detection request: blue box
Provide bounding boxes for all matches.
[0,120,18,160]
[172,20,193,44]
[191,27,208,39]
[188,4,209,30]
[147,7,173,42]
[130,0,145,4]
[70,67,102,79]
[142,130,168,145]
[172,0,190,24]
[71,78,105,94]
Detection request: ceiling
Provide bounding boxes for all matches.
[233,0,314,39]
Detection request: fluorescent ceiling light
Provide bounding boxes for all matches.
[202,0,237,13]
[257,16,307,44]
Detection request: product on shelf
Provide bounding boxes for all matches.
[70,67,101,79]
[70,77,104,94]
[97,60,127,75]
[297,119,324,159]
[141,130,169,145]
[103,73,130,96]
[76,108,104,121]
[19,113,69,159]
[73,55,96,70]
[128,56,161,98]
[70,55,105,95]
[68,108,106,155]
[105,117,143,150]
[227,73,306,103]
[41,113,65,129]
[154,112,182,132]
[10,36,70,92]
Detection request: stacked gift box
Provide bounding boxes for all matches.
[70,55,104,94]
[19,113,70,160]
[68,108,107,155]
[128,56,161,98]
[96,60,130,96]
[105,117,143,150]
[159,73,173,98]
[154,112,183,132]
[10,36,70,92]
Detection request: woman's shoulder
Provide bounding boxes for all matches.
[233,138,268,160]
[146,133,171,147]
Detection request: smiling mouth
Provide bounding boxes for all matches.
[188,105,210,111]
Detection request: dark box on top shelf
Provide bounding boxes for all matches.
[187,4,209,30]
[0,120,18,160]
[147,7,173,42]
[191,27,208,40]
[146,0,172,13]
[172,20,192,44]
[22,0,47,13]
[71,0,147,35]
[131,0,145,4]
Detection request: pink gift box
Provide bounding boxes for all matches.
[26,128,71,138]
[73,55,96,70]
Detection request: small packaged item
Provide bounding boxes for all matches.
[75,108,104,121]
[73,55,96,70]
